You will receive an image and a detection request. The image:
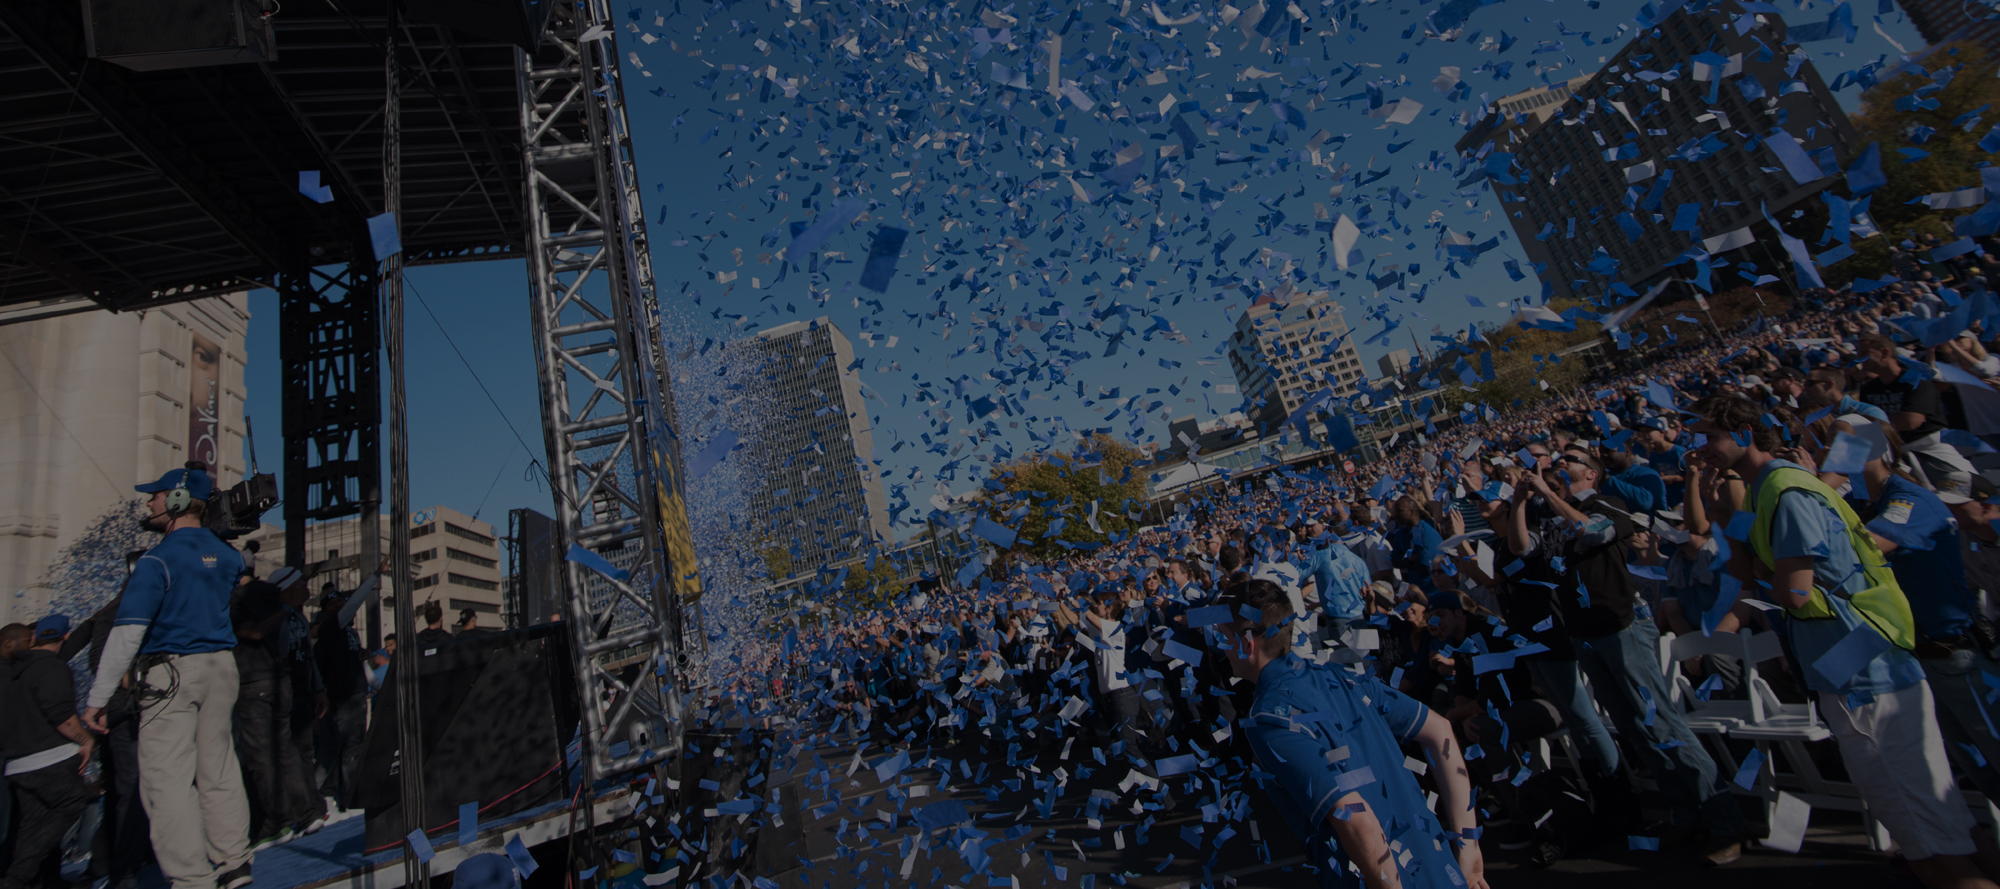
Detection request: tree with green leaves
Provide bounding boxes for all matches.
[970,433,1154,559]
[1845,40,2000,235]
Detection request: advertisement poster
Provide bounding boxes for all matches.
[188,332,221,472]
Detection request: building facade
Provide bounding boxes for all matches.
[1225,292,1367,428]
[744,318,892,572]
[1,295,251,625]
[1460,2,1856,301]
[1376,348,1412,381]
[1897,0,2000,58]
[242,504,503,638]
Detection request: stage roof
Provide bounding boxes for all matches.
[0,1,538,321]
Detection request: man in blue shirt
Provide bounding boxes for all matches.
[1385,497,1443,595]
[1213,579,1486,889]
[1304,519,1372,643]
[82,466,255,889]
[1693,395,1991,889]
[1876,468,2000,805]
[1635,416,1688,508]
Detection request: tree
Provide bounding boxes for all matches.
[760,538,911,610]
[1846,40,2000,235]
[970,433,1154,558]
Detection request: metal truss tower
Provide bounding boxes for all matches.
[517,0,698,785]
[278,258,382,614]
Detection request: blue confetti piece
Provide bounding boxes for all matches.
[406,829,436,863]
[506,834,539,877]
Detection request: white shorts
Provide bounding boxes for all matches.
[1822,680,1977,859]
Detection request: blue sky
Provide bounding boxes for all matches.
[242,0,1924,540]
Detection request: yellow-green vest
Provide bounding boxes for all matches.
[1745,465,1917,651]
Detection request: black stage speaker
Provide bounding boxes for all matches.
[359,623,580,850]
[512,508,562,625]
[83,0,276,71]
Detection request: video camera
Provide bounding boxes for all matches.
[182,459,278,540]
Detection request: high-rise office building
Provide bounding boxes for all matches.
[1225,292,1367,428]
[1,295,251,625]
[744,318,891,571]
[1896,0,2000,58]
[1458,1,1856,301]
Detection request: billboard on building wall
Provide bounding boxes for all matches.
[188,332,222,471]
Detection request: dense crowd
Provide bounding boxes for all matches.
[751,232,2000,888]
[10,231,2000,889]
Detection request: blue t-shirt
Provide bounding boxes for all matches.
[1762,463,1924,696]
[1647,445,1688,508]
[1387,521,1443,594]
[1865,475,1973,640]
[1246,657,1463,889]
[1310,538,1373,621]
[117,528,243,655]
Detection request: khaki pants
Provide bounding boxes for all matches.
[138,650,253,889]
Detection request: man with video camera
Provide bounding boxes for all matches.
[82,464,255,889]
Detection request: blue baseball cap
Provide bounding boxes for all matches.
[34,614,70,642]
[453,854,518,889]
[136,467,214,501]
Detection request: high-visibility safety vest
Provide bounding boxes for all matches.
[1745,465,1917,651]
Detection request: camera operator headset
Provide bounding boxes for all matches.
[83,462,257,889]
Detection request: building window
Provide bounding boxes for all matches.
[412,548,436,562]
[413,574,441,590]
[446,547,497,568]
[412,524,436,538]
[448,572,499,591]
[450,598,499,614]
[445,522,495,546]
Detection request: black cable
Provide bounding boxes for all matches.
[401,273,551,491]
[471,443,516,521]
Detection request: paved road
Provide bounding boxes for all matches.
[681,726,1901,889]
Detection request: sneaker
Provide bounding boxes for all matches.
[1699,833,1745,867]
[298,815,327,836]
[216,863,253,889]
[250,829,294,851]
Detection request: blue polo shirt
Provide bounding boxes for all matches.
[116,528,242,655]
[1245,657,1464,889]
[1309,538,1373,622]
[1865,475,1973,640]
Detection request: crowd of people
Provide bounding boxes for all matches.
[769,236,2000,888]
[0,465,502,889]
[11,232,2000,889]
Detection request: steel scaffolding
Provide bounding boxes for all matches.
[517,0,693,785]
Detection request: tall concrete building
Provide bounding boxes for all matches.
[744,318,891,571]
[1,296,251,625]
[243,504,503,636]
[1896,0,2000,58]
[1225,291,1367,428]
[1376,349,1412,381]
[1458,1,1856,301]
